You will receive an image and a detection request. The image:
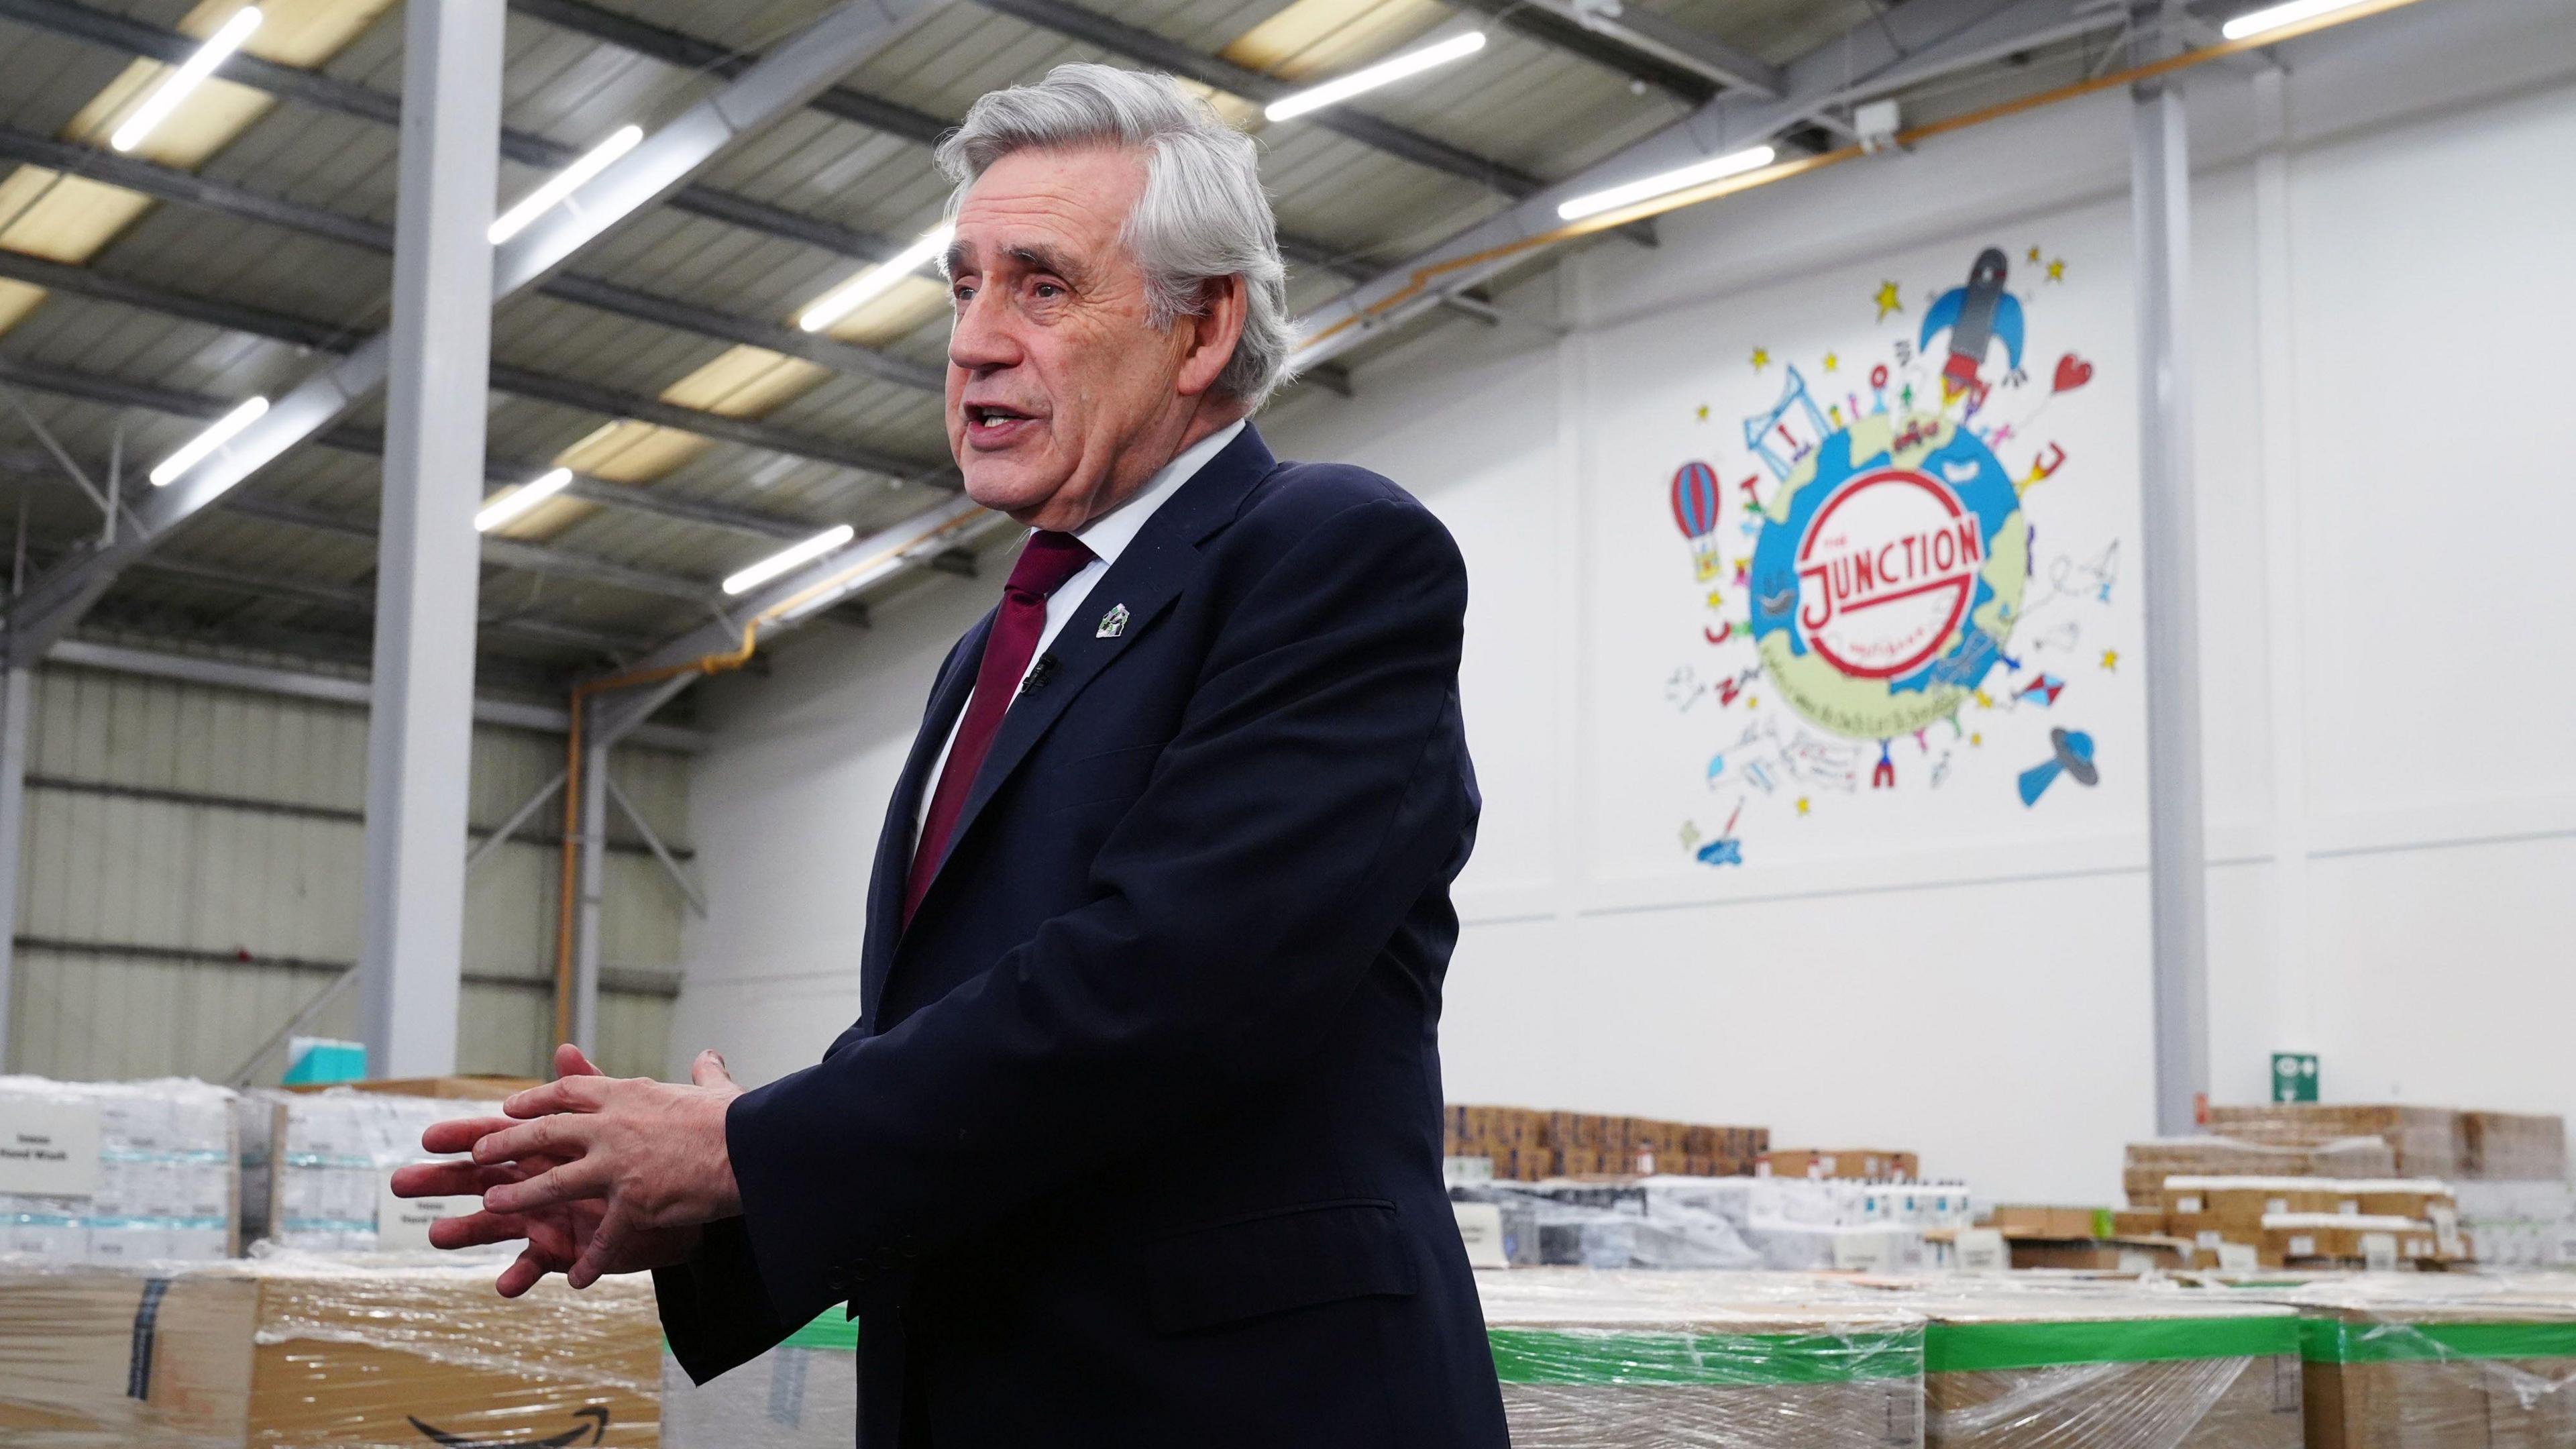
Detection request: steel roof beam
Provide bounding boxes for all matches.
[221,494,719,602]
[125,555,656,656]
[0,253,943,478]
[969,0,1545,198]
[1294,0,2131,368]
[1,0,955,658]
[0,127,942,396]
[1438,0,1721,102]
[1483,0,1787,99]
[0,352,824,542]
[0,0,910,265]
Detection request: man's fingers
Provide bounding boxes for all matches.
[502,1074,610,1120]
[427,1210,537,1250]
[472,1114,588,1167]
[390,1159,521,1199]
[553,1042,604,1080]
[421,1115,519,1156]
[496,1246,557,1299]
[690,1049,737,1090]
[480,1155,611,1216]
[569,1203,632,1289]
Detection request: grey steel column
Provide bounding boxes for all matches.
[2131,11,2210,1135]
[0,666,30,1069]
[356,0,502,1078]
[572,735,610,1052]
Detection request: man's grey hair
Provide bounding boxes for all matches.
[934,64,1299,411]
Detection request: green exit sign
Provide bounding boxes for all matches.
[2272,1053,2319,1103]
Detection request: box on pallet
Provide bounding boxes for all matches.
[0,1076,236,1263]
[2460,1111,2568,1182]
[665,1311,858,1448]
[243,1087,501,1250]
[1917,1289,2304,1449]
[1479,1270,1927,1449]
[2206,1105,2464,1179]
[1762,1148,1920,1181]
[0,1255,661,1446]
[2288,1279,2576,1449]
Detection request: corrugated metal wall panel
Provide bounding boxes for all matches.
[7,663,689,1085]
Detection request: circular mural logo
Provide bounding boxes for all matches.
[1793,466,1985,680]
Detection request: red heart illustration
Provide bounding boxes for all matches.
[2052,353,2093,393]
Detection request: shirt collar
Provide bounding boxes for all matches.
[1067,418,1246,569]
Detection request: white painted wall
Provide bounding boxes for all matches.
[674,4,2576,1201]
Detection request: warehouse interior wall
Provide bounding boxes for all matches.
[5,659,688,1083]
[672,1,2576,1203]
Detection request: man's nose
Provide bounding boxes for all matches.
[949,289,1019,373]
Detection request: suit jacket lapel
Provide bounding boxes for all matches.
[859,614,990,1024]
[915,425,1277,904]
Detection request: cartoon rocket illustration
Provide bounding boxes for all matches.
[1920,247,2025,392]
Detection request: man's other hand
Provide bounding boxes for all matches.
[389,1043,741,1293]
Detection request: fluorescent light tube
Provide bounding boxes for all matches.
[490,125,643,245]
[112,7,263,154]
[1556,144,1776,221]
[474,467,574,533]
[150,396,268,486]
[1265,32,1487,122]
[725,524,855,596]
[2220,0,2368,39]
[798,225,954,333]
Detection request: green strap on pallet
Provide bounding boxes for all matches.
[782,1309,861,1352]
[2300,1318,2576,1365]
[1924,1316,2299,1374]
[1487,1328,1922,1386]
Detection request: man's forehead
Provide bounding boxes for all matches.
[951,147,1142,252]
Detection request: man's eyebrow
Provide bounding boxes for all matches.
[1006,243,1086,286]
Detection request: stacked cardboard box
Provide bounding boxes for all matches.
[2153,1177,2463,1268]
[2122,1137,2396,1208]
[0,1256,661,1445]
[2460,1111,2568,1181]
[1762,1148,1921,1181]
[1444,1106,1769,1181]
[2289,1279,2576,1449]
[244,1087,503,1251]
[2206,1105,2465,1179]
[1479,1270,1927,1448]
[0,1076,237,1263]
[1917,1289,2304,1449]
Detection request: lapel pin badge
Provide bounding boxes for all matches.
[1096,603,1129,639]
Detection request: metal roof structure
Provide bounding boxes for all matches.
[0,0,2286,706]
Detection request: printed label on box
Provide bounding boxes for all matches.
[2175,1195,2204,1214]
[2361,1233,2398,1271]
[0,1099,101,1196]
[2217,1242,2259,1271]
[376,1169,471,1251]
[1955,1228,2008,1274]
[2288,1234,2316,1257]
[1453,1202,1507,1269]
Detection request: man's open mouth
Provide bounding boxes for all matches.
[964,404,1039,443]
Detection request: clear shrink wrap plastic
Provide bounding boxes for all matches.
[241,1088,503,1252]
[1894,1282,2306,1449]
[662,1310,859,1449]
[0,1075,236,1264]
[0,1250,661,1447]
[2277,1274,2576,1449]
[1475,1269,1929,1448]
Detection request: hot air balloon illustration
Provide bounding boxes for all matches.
[1670,460,1724,582]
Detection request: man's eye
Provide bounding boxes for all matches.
[952,283,975,303]
[1031,282,1063,299]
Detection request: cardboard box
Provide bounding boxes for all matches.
[1482,1269,1926,1448]
[1762,1148,1920,1181]
[2110,1208,2165,1237]
[2004,1237,2191,1272]
[284,1075,544,1100]
[1921,1292,2302,1449]
[2298,1295,2576,1449]
[1990,1205,2106,1239]
[2460,1112,2567,1182]
[2206,1105,2464,1179]
[0,1258,661,1446]
[2259,1213,2443,1269]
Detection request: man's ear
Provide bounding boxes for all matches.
[1175,274,1248,398]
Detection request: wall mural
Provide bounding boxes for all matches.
[1661,242,2127,869]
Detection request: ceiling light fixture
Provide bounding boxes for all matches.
[149,396,268,486]
[1556,144,1776,221]
[725,524,855,596]
[798,225,954,333]
[112,7,263,154]
[2219,0,2369,39]
[474,467,574,533]
[1265,32,1487,123]
[490,125,643,245]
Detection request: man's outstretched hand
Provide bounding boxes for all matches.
[389,1042,743,1295]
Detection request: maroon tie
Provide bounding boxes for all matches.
[905,530,1095,922]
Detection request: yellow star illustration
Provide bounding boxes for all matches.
[1679,821,1702,849]
[1970,733,1982,747]
[1695,403,1710,421]
[1821,352,1839,373]
[2026,245,2043,262]
[1746,696,1760,709]
[2047,258,2066,282]
[1796,797,1811,816]
[1973,690,1993,708]
[1872,280,1902,321]
[1750,347,1770,372]
[1705,590,1726,609]
[2101,649,2120,671]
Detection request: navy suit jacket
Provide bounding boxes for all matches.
[656,425,1507,1447]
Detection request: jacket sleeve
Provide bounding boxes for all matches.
[720,495,1472,1326]
[653,1218,794,1385]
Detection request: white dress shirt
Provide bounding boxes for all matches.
[916,419,1246,834]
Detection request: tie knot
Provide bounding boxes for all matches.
[1006,530,1093,600]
